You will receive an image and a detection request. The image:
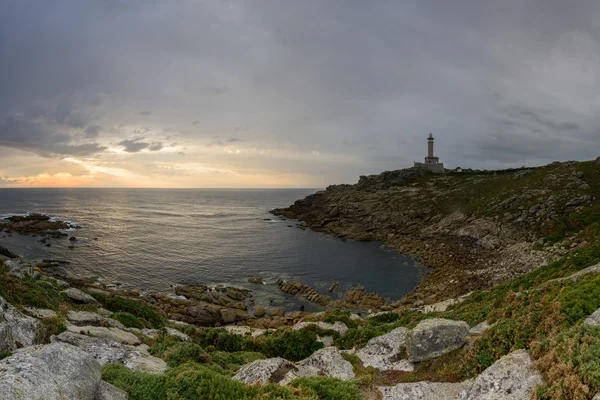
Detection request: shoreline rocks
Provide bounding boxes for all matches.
[277,280,330,306]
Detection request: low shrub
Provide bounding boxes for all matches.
[257,329,323,362]
[289,377,361,400]
[112,312,146,329]
[150,337,210,368]
[194,328,256,353]
[102,364,167,400]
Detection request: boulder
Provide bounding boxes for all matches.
[584,308,600,326]
[0,296,43,352]
[254,305,266,317]
[96,380,129,400]
[0,245,18,259]
[66,324,141,345]
[280,347,355,385]
[248,277,264,285]
[233,357,296,385]
[458,350,544,400]
[380,381,473,400]
[0,342,101,400]
[277,280,330,306]
[357,327,413,371]
[64,288,100,305]
[23,306,58,319]
[469,321,492,336]
[407,318,469,362]
[165,327,191,342]
[52,331,168,374]
[67,310,126,329]
[292,321,349,336]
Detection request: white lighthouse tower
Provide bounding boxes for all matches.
[414,133,445,173]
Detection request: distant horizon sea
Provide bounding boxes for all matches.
[0,188,425,311]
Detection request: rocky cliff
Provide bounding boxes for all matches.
[273,159,600,306]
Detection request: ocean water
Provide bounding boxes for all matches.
[0,188,425,310]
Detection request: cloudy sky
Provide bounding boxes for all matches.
[2,0,600,188]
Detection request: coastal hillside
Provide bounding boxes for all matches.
[273,159,600,306]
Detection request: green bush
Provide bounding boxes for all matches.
[103,364,167,400]
[90,293,165,328]
[112,312,146,329]
[210,351,265,372]
[40,316,67,343]
[194,328,256,352]
[150,338,210,368]
[289,377,361,400]
[258,329,323,362]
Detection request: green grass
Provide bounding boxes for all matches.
[289,377,361,400]
[112,312,147,329]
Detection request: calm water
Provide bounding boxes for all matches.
[0,189,424,310]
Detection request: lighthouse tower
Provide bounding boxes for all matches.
[414,133,445,173]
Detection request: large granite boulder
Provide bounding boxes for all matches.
[232,357,296,385]
[357,327,413,371]
[0,342,102,400]
[52,331,168,374]
[67,310,126,329]
[458,350,544,399]
[380,381,473,400]
[0,295,43,352]
[280,347,355,385]
[407,318,469,362]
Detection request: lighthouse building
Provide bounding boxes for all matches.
[414,133,445,173]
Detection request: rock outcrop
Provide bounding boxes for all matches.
[292,321,349,336]
[0,295,43,352]
[0,342,102,400]
[279,347,355,385]
[407,318,469,362]
[232,357,296,385]
[357,327,413,371]
[380,381,473,400]
[277,280,330,306]
[52,331,168,374]
[458,350,543,399]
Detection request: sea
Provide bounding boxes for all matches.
[0,188,425,311]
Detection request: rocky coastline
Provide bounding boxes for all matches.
[4,156,600,400]
[271,161,597,307]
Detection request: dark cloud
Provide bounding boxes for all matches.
[84,125,102,138]
[118,137,164,153]
[138,111,152,116]
[227,137,243,143]
[0,116,106,157]
[118,138,150,153]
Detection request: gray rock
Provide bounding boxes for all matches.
[232,357,296,385]
[95,380,129,400]
[23,306,58,319]
[52,331,168,374]
[0,296,43,352]
[380,380,473,400]
[64,288,99,305]
[0,342,101,400]
[469,321,492,336]
[165,327,191,342]
[97,308,114,317]
[66,324,141,345]
[54,279,70,289]
[407,318,469,362]
[317,335,334,347]
[292,321,349,336]
[280,347,355,385]
[592,393,600,400]
[357,327,413,371]
[68,310,126,329]
[458,350,544,400]
[585,308,600,326]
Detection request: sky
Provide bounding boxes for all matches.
[2,0,600,188]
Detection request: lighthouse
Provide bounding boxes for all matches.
[414,133,445,173]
